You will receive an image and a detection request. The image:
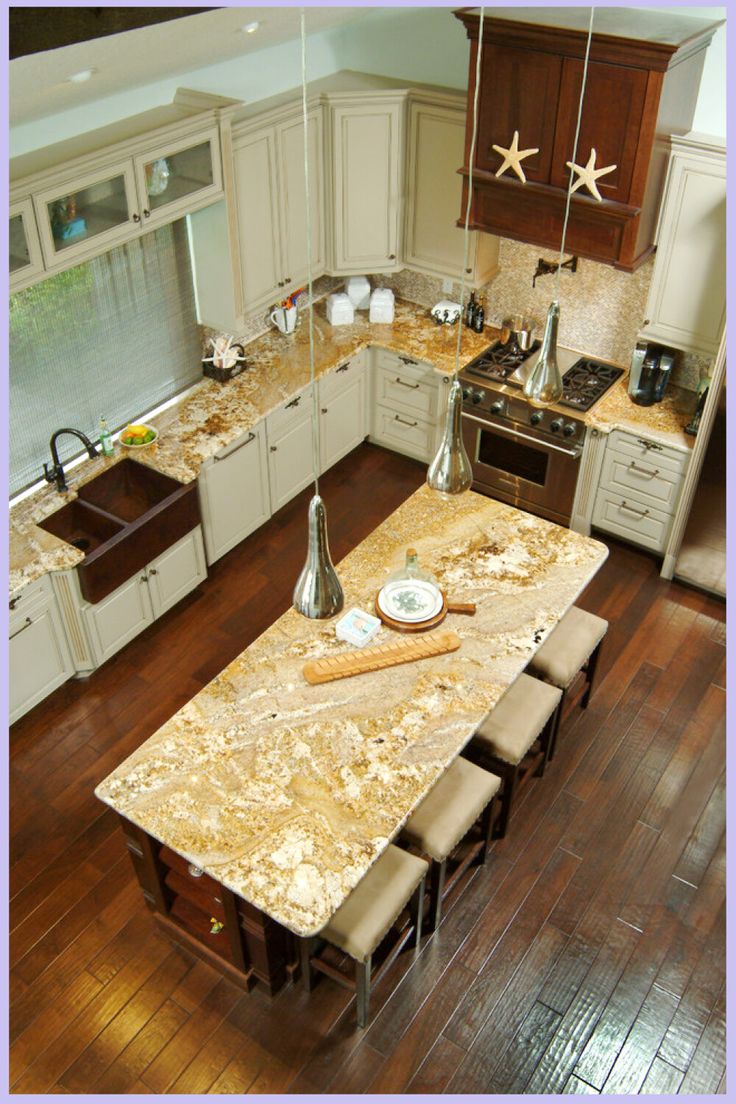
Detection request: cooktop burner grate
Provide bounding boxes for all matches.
[465,339,541,381]
[560,359,624,411]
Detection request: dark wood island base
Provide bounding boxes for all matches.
[120,816,298,996]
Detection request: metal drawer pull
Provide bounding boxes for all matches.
[10,617,33,640]
[619,500,650,519]
[214,431,256,461]
[398,355,418,366]
[285,396,301,409]
[629,461,659,477]
[395,415,418,427]
[637,438,662,451]
[395,377,420,389]
[336,362,350,373]
[9,596,20,610]
[188,864,204,878]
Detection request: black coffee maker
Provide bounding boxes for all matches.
[629,342,675,406]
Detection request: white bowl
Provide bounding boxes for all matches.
[119,423,158,448]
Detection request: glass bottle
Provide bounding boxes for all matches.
[465,291,477,328]
[523,300,563,407]
[99,416,114,456]
[386,547,438,588]
[472,294,485,333]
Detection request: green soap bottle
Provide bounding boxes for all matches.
[99,417,114,457]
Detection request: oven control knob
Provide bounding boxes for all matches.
[530,411,543,425]
[562,423,576,438]
[490,400,505,415]
[461,387,472,401]
[471,390,485,405]
[550,419,563,433]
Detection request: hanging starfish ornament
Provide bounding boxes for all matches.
[566,148,617,201]
[491,131,539,183]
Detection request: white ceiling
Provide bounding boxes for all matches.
[10,7,375,127]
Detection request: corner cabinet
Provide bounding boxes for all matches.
[639,134,726,357]
[198,422,271,565]
[9,575,74,724]
[455,9,722,271]
[10,89,238,287]
[327,93,405,274]
[403,94,499,287]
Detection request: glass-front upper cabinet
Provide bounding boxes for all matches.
[33,160,139,269]
[10,199,45,291]
[134,128,222,228]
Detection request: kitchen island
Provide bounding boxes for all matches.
[95,484,607,994]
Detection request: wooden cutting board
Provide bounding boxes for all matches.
[303,629,461,684]
[375,589,476,633]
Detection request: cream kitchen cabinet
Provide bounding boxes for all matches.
[403,94,499,288]
[640,134,726,357]
[232,107,325,316]
[9,575,74,724]
[592,429,690,554]
[10,89,237,286]
[9,198,45,293]
[327,93,405,274]
[198,422,271,565]
[266,386,317,512]
[83,527,207,667]
[318,352,368,472]
[370,347,440,462]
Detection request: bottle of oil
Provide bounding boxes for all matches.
[472,293,485,333]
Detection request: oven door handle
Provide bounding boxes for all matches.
[461,411,582,458]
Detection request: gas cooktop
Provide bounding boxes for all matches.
[464,340,624,412]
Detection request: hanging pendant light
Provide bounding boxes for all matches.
[293,9,343,618]
[523,6,595,409]
[427,6,486,495]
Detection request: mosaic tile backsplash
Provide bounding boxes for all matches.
[380,238,707,390]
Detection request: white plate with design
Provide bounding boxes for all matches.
[377,580,443,623]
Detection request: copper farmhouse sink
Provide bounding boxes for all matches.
[38,459,200,603]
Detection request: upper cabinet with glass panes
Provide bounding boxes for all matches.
[10,90,239,285]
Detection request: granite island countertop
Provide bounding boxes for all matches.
[95,484,608,938]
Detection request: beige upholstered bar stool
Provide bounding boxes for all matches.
[400,757,501,931]
[299,844,427,1028]
[527,606,608,758]
[466,673,562,838]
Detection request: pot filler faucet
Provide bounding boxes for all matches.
[43,428,99,492]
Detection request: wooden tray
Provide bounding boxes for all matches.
[374,589,475,633]
[303,629,461,685]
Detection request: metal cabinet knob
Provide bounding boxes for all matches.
[143,208,151,219]
[132,212,141,223]
[148,567,158,576]
[321,407,328,414]
[388,253,396,260]
[270,445,278,452]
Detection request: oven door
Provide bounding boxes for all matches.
[462,410,582,526]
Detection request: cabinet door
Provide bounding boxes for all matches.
[233,127,283,314]
[198,424,271,564]
[134,127,223,228]
[475,45,561,183]
[267,409,316,513]
[642,148,726,356]
[550,59,648,204]
[10,198,45,292]
[33,159,138,269]
[330,99,403,273]
[319,365,367,473]
[404,100,499,286]
[146,528,207,618]
[9,583,73,724]
[277,109,325,292]
[84,574,154,667]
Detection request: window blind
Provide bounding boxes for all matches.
[9,221,201,496]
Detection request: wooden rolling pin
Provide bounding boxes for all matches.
[303,629,461,685]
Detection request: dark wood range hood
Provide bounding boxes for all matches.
[454,7,722,271]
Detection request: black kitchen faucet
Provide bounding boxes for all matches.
[43,428,99,492]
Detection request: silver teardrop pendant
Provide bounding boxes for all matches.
[427,378,473,494]
[293,494,344,619]
[523,300,564,408]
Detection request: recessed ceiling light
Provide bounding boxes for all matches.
[241,22,260,35]
[68,68,97,83]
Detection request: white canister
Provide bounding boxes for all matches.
[326,293,355,326]
[369,287,395,323]
[345,275,371,310]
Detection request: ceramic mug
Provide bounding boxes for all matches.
[270,305,297,334]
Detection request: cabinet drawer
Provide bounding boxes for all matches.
[599,450,683,513]
[371,404,435,461]
[592,487,673,553]
[318,351,365,402]
[606,429,690,476]
[374,364,438,422]
[9,574,52,624]
[266,384,314,436]
[372,346,434,379]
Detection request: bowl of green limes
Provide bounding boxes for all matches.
[120,423,158,448]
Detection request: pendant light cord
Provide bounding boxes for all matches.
[301,9,320,495]
[555,5,595,303]
[454,5,485,380]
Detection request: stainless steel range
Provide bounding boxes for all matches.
[459,339,624,526]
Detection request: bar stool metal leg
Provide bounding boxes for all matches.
[410,879,425,948]
[581,639,603,708]
[356,956,372,1029]
[299,936,315,992]
[427,860,446,933]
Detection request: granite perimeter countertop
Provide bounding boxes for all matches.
[95,483,608,937]
[588,377,697,451]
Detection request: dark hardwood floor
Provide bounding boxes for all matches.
[9,442,726,1094]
